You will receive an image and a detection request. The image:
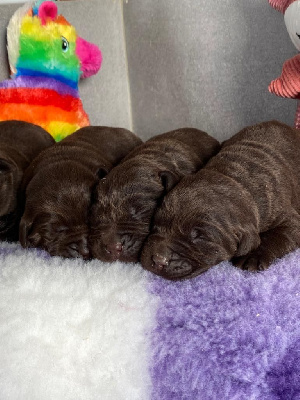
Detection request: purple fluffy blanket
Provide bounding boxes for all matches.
[0,242,299,399]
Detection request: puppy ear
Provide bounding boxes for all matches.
[235,230,261,257]
[97,167,110,180]
[159,170,180,192]
[0,158,14,174]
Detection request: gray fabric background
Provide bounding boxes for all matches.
[123,0,297,141]
[0,0,297,141]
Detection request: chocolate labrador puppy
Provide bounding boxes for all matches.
[89,128,220,262]
[19,126,142,258]
[141,120,300,280]
[0,120,54,241]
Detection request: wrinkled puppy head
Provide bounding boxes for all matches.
[141,214,232,280]
[0,156,22,238]
[141,176,261,280]
[89,162,179,263]
[20,164,98,259]
[20,211,90,258]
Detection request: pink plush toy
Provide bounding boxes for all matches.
[268,0,300,128]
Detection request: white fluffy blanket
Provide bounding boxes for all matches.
[0,242,157,400]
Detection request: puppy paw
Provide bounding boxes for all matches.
[232,253,270,272]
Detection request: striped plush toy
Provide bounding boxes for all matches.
[268,0,300,129]
[0,0,102,141]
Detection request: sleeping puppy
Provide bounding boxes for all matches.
[19,126,142,258]
[89,128,220,262]
[0,120,54,241]
[141,120,300,280]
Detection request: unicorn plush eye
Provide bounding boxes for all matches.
[61,37,69,52]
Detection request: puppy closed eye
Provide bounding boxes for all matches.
[190,228,207,244]
[190,228,222,258]
[130,203,153,219]
[130,207,144,219]
[55,225,69,233]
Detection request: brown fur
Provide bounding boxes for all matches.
[0,120,54,241]
[141,121,300,280]
[19,126,142,258]
[89,128,220,262]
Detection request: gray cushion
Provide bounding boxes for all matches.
[123,0,296,141]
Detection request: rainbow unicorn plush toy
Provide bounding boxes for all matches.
[0,0,102,141]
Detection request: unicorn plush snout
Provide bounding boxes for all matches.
[76,37,102,79]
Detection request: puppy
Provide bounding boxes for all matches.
[0,120,54,241]
[89,128,220,262]
[141,120,300,280]
[19,126,142,258]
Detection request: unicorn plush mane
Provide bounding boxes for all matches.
[7,1,33,76]
[0,0,102,141]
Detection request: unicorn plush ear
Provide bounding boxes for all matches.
[38,1,58,25]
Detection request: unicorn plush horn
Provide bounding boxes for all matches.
[268,0,300,128]
[0,0,102,141]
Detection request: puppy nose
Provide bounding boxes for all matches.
[152,253,169,272]
[105,241,123,260]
